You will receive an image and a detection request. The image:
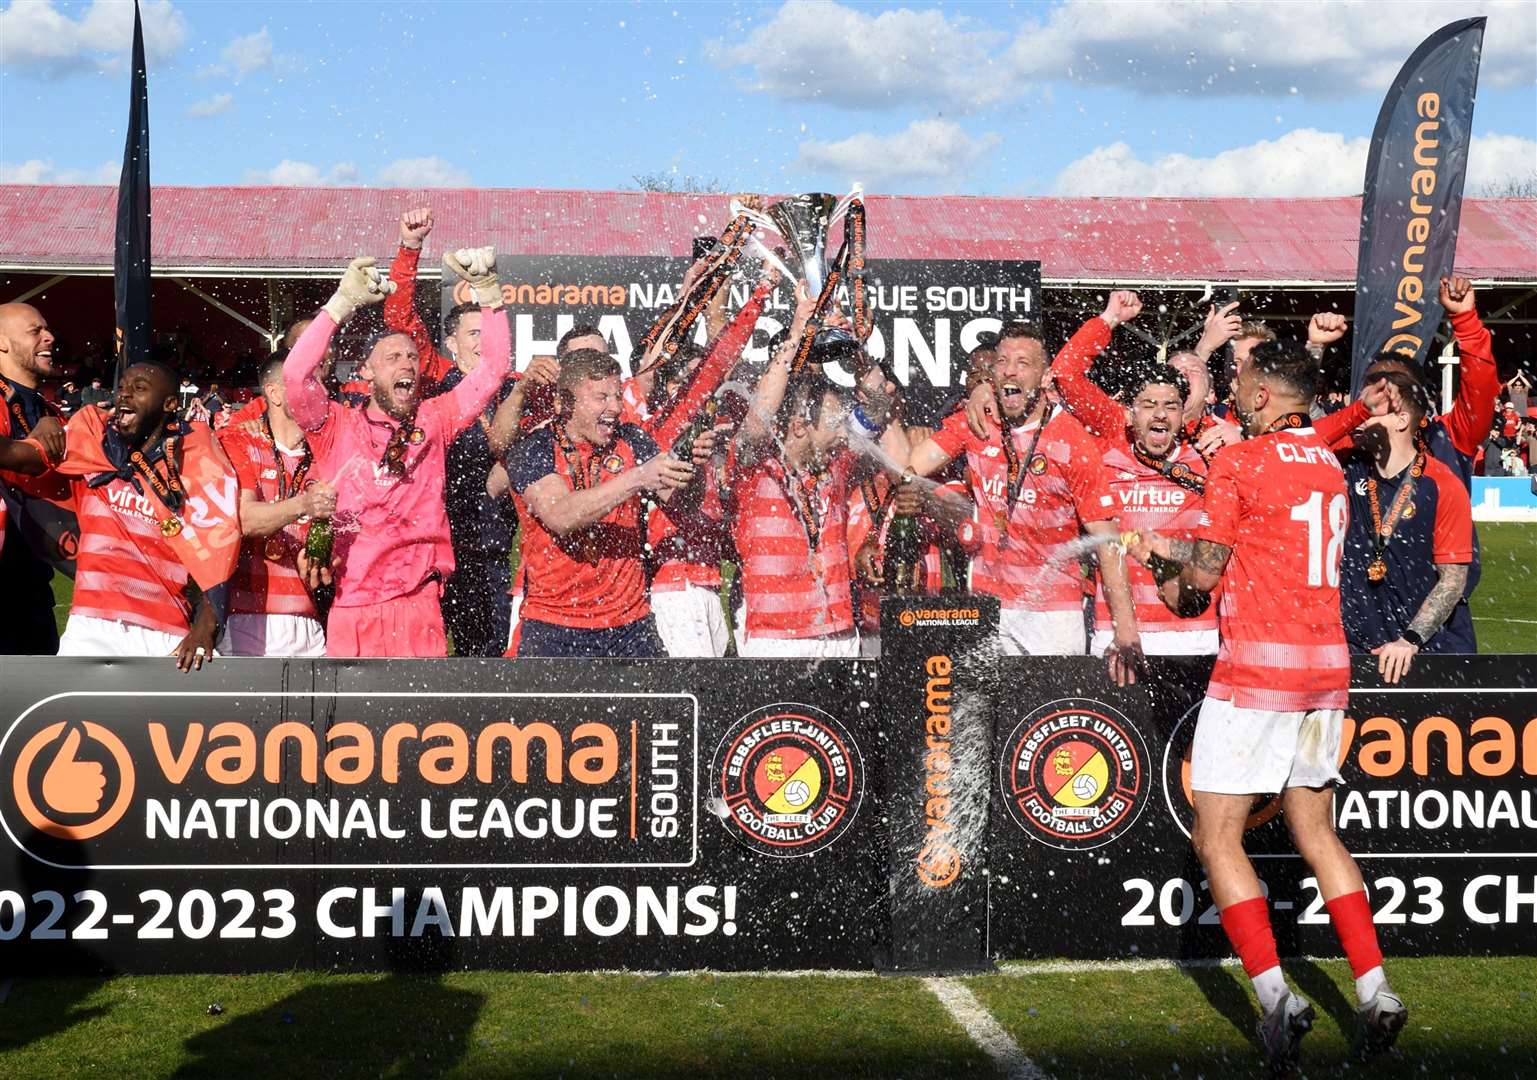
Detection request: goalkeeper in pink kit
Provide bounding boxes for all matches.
[282,248,510,657]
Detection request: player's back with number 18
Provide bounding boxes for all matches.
[1202,417,1349,712]
[1126,340,1404,1073]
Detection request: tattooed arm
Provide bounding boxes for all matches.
[1374,562,1469,684]
[1127,533,1228,619]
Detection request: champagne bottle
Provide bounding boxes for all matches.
[671,399,718,463]
[304,517,333,565]
[884,511,920,595]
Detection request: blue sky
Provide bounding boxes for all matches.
[2,0,1534,196]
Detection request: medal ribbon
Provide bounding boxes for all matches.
[378,412,421,476]
[127,426,185,513]
[1,379,60,439]
[999,398,1046,524]
[262,413,312,500]
[1366,449,1425,571]
[553,420,602,492]
[1133,443,1206,495]
[778,460,824,559]
[635,214,751,371]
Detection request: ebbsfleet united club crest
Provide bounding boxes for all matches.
[711,703,863,858]
[999,698,1149,850]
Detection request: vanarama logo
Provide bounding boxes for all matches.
[1000,698,1149,850]
[13,722,134,841]
[451,281,627,307]
[0,692,698,869]
[710,703,863,858]
[896,607,982,629]
[916,654,960,888]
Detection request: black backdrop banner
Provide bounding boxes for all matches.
[441,255,1041,425]
[2,649,1532,974]
[0,658,886,974]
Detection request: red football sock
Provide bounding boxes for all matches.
[1220,896,1280,978]
[1325,889,1384,979]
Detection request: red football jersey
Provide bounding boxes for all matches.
[729,448,855,640]
[930,410,1114,612]
[217,425,320,619]
[70,475,192,636]
[1196,425,1351,711]
[1098,439,1215,636]
[508,423,657,630]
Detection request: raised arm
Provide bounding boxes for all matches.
[1051,292,1138,438]
[737,282,814,453]
[428,248,511,436]
[287,257,397,431]
[384,207,455,387]
[1439,277,1498,458]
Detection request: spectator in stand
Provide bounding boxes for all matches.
[215,355,337,656]
[0,301,66,653]
[80,376,112,410]
[1340,372,1475,681]
[908,317,1139,663]
[283,250,510,658]
[384,206,555,655]
[178,375,200,411]
[202,382,226,416]
[505,348,713,657]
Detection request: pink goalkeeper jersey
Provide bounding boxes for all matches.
[283,307,510,607]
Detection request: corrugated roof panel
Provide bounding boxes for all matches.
[0,185,1532,282]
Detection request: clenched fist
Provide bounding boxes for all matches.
[1101,290,1142,328]
[322,256,396,325]
[445,246,501,308]
[1440,275,1474,315]
[400,206,433,250]
[1307,312,1348,348]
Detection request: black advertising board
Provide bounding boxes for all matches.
[0,658,885,973]
[880,594,1001,973]
[441,255,1041,424]
[3,649,1531,974]
[987,654,1537,960]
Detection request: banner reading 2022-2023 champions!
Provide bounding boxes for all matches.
[2,649,1533,974]
[0,658,886,973]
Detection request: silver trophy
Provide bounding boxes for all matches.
[730,186,863,304]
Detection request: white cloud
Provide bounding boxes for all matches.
[707,0,1012,112]
[1052,128,1537,197]
[712,0,1535,107]
[0,159,118,184]
[376,156,472,188]
[793,120,1001,188]
[0,0,189,75]
[243,160,360,186]
[186,92,234,119]
[220,26,271,80]
[242,157,472,188]
[1010,0,1536,97]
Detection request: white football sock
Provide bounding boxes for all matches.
[1252,964,1289,1014]
[1355,965,1388,1005]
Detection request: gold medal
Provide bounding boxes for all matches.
[160,517,183,538]
[263,536,287,562]
[1379,524,1394,538]
[1367,558,1388,583]
[1029,454,1048,475]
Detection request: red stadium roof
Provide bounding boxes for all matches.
[1,184,1533,286]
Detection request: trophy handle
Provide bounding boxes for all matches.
[829,183,865,228]
[729,198,778,234]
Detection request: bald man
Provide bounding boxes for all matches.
[0,302,65,653]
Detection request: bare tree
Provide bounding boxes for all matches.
[631,171,725,194]
[1479,173,1537,198]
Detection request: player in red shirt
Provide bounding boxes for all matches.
[507,348,713,657]
[11,361,242,670]
[1050,291,1218,658]
[907,321,1139,674]
[216,356,337,656]
[1127,340,1405,1069]
[728,289,909,658]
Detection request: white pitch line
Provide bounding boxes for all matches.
[923,976,1050,1080]
[1482,617,1537,624]
[995,954,1345,976]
